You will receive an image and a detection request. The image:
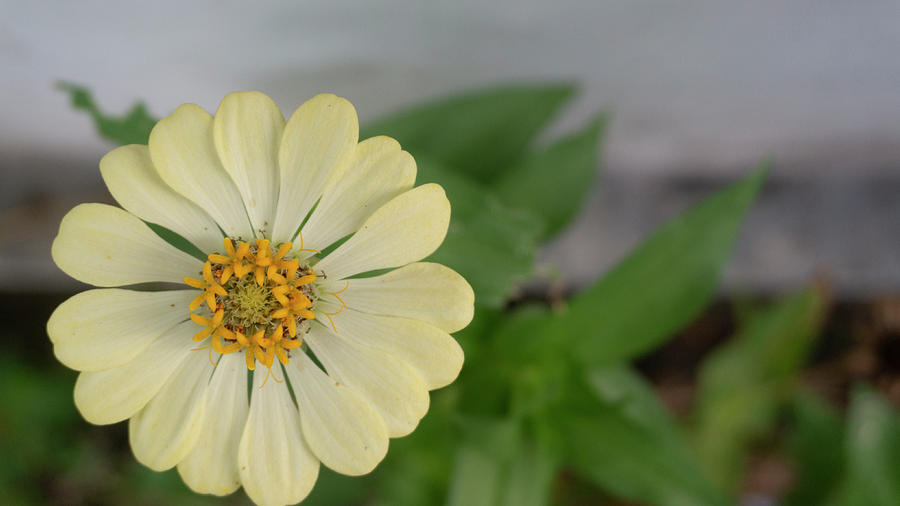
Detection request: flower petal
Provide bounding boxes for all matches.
[47,289,195,372]
[73,320,197,425]
[271,94,358,244]
[285,353,389,476]
[332,262,474,333]
[177,353,248,495]
[305,323,430,437]
[238,362,320,506]
[213,92,284,237]
[330,308,463,390]
[314,184,450,280]
[129,348,214,471]
[100,144,224,254]
[149,103,254,239]
[52,204,204,287]
[299,136,415,252]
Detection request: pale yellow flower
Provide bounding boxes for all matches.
[47,92,474,505]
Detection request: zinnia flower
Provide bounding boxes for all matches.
[48,92,474,505]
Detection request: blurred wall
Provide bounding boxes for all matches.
[2,0,899,294]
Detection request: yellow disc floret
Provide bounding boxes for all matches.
[184,261,227,311]
[185,237,317,373]
[207,238,252,283]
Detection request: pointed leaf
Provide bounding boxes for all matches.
[693,286,827,492]
[784,392,845,506]
[495,116,607,238]
[551,167,767,365]
[362,84,575,182]
[560,367,727,506]
[833,387,900,506]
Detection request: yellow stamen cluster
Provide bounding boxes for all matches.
[185,237,317,372]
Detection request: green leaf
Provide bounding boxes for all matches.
[302,468,372,506]
[451,305,504,357]
[457,305,547,416]
[500,422,560,506]
[560,367,727,506]
[550,166,767,365]
[784,392,845,506]
[58,82,157,145]
[419,158,542,307]
[693,286,826,492]
[584,365,684,441]
[447,417,521,506]
[446,416,560,506]
[831,387,900,506]
[495,116,607,238]
[372,390,458,506]
[145,222,207,261]
[455,302,573,420]
[0,358,79,502]
[362,84,575,182]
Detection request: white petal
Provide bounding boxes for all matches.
[178,353,249,495]
[271,94,358,244]
[52,204,204,287]
[47,289,194,372]
[149,103,254,239]
[213,92,284,237]
[74,320,197,425]
[333,262,474,333]
[285,353,389,476]
[300,136,415,252]
[100,144,225,254]
[129,349,214,471]
[238,363,320,506]
[331,309,463,390]
[305,323,430,437]
[314,184,450,281]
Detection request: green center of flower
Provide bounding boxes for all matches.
[184,237,321,372]
[222,275,281,332]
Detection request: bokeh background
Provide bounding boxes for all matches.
[1,1,898,505]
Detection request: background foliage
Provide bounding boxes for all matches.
[1,84,895,505]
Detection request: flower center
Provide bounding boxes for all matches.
[222,275,280,329]
[184,237,319,372]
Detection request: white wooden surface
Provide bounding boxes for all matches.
[2,1,898,294]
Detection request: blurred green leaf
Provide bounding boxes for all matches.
[419,159,543,307]
[451,305,504,360]
[829,387,900,506]
[784,392,845,506]
[371,389,458,506]
[446,415,559,506]
[362,84,575,183]
[500,430,559,506]
[447,417,521,506]
[584,365,684,441]
[120,463,228,506]
[302,468,371,506]
[0,359,79,504]
[457,303,568,417]
[58,82,157,145]
[693,286,826,492]
[560,366,727,506]
[495,116,606,238]
[549,166,767,365]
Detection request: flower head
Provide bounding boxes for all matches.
[48,92,474,505]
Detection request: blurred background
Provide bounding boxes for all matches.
[1,1,898,505]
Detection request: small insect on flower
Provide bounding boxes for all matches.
[47,92,474,506]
